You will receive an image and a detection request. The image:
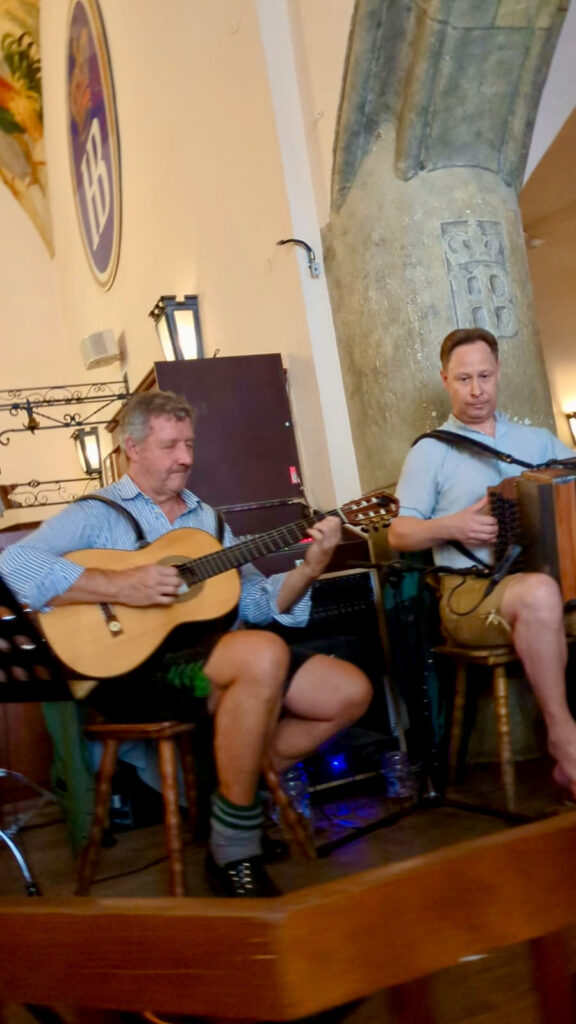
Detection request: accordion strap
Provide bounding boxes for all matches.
[411,429,537,468]
[412,428,576,472]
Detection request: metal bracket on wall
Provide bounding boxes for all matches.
[276,238,321,278]
[1,477,102,509]
[0,377,129,446]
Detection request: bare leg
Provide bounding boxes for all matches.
[499,573,576,793]
[268,654,373,773]
[204,630,289,805]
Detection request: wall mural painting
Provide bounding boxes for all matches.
[0,0,53,254]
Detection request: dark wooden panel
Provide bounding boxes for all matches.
[155,355,304,508]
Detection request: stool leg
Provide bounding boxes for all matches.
[262,757,316,861]
[177,732,198,836]
[448,661,467,784]
[493,665,515,811]
[158,738,186,896]
[76,739,118,896]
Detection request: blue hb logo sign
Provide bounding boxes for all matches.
[67,0,121,289]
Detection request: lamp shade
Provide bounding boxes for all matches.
[74,427,102,477]
[148,295,203,360]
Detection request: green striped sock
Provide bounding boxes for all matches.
[209,791,264,866]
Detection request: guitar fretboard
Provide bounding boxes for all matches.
[178,511,336,584]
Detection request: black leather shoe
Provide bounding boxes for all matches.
[261,832,289,863]
[205,852,281,897]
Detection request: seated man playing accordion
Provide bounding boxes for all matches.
[388,327,576,797]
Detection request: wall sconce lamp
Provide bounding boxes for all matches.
[148,295,204,360]
[73,427,102,477]
[566,413,576,446]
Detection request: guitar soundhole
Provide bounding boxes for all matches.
[158,556,204,604]
[174,580,204,604]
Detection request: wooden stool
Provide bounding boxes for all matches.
[76,725,317,897]
[435,644,518,810]
[262,757,316,861]
[76,721,198,897]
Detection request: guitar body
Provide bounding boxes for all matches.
[36,489,399,680]
[38,528,242,679]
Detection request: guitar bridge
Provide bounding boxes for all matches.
[100,602,123,636]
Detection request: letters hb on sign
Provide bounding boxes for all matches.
[81,118,111,251]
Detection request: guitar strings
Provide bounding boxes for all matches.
[176,492,394,585]
[178,510,337,584]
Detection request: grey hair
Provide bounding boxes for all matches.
[118,391,194,448]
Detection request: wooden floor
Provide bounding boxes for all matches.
[1,757,575,1024]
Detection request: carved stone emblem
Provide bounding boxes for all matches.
[441,220,517,338]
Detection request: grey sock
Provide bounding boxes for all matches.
[209,791,264,866]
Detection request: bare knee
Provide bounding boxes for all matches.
[205,629,290,699]
[502,573,564,629]
[337,662,373,721]
[288,654,372,725]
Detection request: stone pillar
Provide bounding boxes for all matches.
[323,0,568,490]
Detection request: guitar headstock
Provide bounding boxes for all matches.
[339,490,399,533]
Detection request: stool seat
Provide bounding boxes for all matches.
[84,720,197,742]
[435,644,516,665]
[77,719,197,897]
[435,643,517,810]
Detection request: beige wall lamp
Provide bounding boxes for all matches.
[148,295,204,361]
[73,427,102,477]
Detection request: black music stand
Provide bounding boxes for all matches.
[0,579,71,895]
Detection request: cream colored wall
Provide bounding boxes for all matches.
[520,1,576,447]
[0,174,85,514]
[32,0,356,513]
[521,108,576,448]
[289,0,355,228]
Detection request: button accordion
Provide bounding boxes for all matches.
[488,468,576,604]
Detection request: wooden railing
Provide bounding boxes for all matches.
[2,811,576,1022]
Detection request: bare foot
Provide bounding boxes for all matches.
[548,724,576,797]
[553,762,576,799]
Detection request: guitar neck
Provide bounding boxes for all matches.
[179,510,336,585]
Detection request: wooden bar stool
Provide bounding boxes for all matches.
[262,757,316,861]
[76,725,317,898]
[435,644,518,810]
[76,720,198,896]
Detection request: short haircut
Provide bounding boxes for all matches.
[440,328,499,369]
[118,390,194,448]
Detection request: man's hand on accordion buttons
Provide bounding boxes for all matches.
[447,497,498,548]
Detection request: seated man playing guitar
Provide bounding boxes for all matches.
[0,390,373,898]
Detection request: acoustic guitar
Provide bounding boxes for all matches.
[39,491,398,679]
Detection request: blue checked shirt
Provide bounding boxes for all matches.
[0,475,311,627]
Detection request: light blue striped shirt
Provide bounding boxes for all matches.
[0,475,311,627]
